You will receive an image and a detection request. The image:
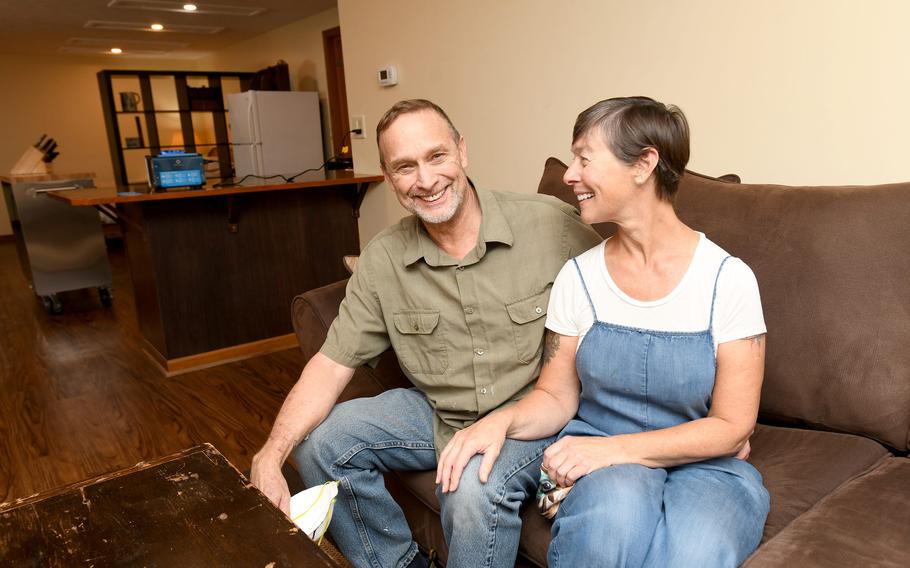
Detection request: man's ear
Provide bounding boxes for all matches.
[458,136,468,169]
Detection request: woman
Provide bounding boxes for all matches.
[436,96,770,567]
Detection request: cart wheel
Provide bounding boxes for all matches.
[41,294,63,315]
[99,287,113,307]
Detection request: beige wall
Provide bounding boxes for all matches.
[0,54,197,235]
[198,7,340,159]
[339,0,910,245]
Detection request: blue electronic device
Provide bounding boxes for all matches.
[146,150,205,190]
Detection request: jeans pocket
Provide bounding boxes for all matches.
[505,287,550,364]
[392,309,448,375]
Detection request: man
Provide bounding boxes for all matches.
[251,99,600,568]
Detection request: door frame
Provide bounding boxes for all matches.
[322,26,351,159]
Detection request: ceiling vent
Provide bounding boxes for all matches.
[66,36,190,50]
[85,20,224,34]
[107,0,265,16]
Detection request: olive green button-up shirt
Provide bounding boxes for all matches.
[320,185,601,452]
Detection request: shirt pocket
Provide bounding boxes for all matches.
[505,287,550,364]
[392,309,448,375]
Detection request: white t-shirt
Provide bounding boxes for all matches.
[545,233,766,353]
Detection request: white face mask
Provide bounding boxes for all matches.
[289,480,339,543]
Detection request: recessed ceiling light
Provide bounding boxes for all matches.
[110,47,123,54]
[183,3,197,10]
[150,23,164,30]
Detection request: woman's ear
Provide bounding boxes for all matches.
[635,147,659,184]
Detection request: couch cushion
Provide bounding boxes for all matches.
[743,457,910,567]
[747,424,889,541]
[673,175,910,451]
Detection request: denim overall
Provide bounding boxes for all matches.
[548,257,770,568]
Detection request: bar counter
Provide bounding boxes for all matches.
[51,171,383,375]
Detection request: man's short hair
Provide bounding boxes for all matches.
[375,99,461,167]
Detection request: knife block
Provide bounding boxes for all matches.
[11,146,51,175]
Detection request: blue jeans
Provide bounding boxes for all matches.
[548,458,770,567]
[295,388,550,568]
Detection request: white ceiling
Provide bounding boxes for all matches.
[0,0,337,59]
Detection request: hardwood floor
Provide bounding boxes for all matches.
[0,239,305,504]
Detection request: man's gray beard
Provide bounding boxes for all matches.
[412,185,464,225]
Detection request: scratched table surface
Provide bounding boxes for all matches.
[0,444,338,567]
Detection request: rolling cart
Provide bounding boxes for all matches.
[1,173,113,314]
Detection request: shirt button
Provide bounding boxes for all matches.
[456,266,465,271]
[480,387,488,394]
[465,307,474,314]
[535,306,543,314]
[474,348,485,356]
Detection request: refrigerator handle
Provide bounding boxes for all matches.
[254,144,264,178]
[246,94,256,146]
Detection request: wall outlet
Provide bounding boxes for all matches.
[350,115,366,139]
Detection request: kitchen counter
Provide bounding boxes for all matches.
[56,170,383,374]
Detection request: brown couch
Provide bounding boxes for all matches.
[291,159,910,567]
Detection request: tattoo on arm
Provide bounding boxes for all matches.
[543,330,560,366]
[743,334,765,347]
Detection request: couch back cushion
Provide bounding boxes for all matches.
[537,158,910,451]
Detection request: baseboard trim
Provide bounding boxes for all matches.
[140,333,299,377]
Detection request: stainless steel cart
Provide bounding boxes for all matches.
[1,173,113,314]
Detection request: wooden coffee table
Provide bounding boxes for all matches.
[0,444,340,566]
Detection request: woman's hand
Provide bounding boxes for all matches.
[735,439,752,460]
[436,411,511,493]
[542,435,621,487]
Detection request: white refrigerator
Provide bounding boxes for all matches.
[227,90,324,180]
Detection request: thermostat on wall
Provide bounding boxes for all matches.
[378,65,398,87]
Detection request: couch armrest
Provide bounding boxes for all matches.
[291,279,348,360]
[291,279,412,404]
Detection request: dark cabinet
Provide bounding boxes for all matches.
[98,70,254,186]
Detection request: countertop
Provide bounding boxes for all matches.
[45,170,384,206]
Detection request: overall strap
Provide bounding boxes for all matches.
[572,258,599,321]
[709,256,733,333]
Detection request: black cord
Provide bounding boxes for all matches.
[212,172,291,188]
[215,129,362,187]
[285,129,360,182]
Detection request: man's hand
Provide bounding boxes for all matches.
[436,412,510,493]
[542,435,615,487]
[251,452,291,515]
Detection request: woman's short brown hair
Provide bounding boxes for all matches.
[573,96,690,201]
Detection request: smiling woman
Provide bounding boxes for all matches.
[525,97,770,566]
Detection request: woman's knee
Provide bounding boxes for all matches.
[659,464,769,566]
[549,465,665,561]
[571,464,665,517]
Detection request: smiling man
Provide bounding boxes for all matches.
[251,99,600,568]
